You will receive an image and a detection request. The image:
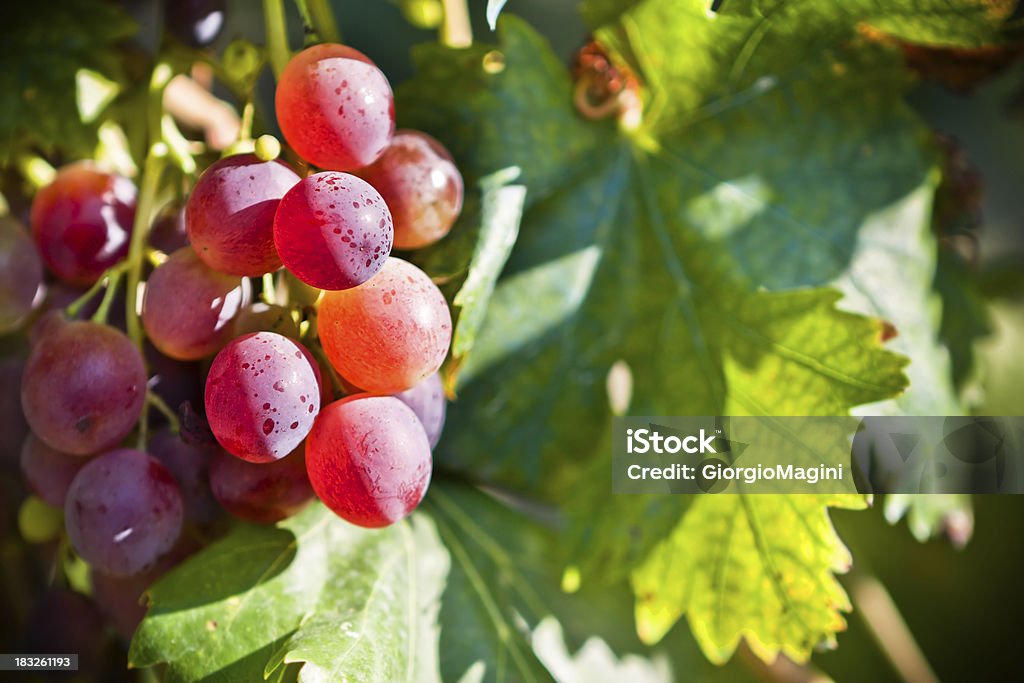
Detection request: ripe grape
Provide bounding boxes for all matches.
[22,320,146,455]
[275,43,394,170]
[0,217,44,332]
[20,434,90,507]
[306,395,432,528]
[165,0,226,48]
[0,357,29,468]
[30,163,137,286]
[149,429,221,524]
[142,247,250,360]
[205,332,321,462]
[274,172,393,290]
[394,371,446,448]
[208,445,313,523]
[317,257,451,393]
[65,448,183,577]
[356,130,464,249]
[185,154,299,276]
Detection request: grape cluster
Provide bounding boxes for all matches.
[5,42,460,612]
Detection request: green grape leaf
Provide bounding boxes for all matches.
[393,0,1006,664]
[631,494,867,662]
[130,505,448,683]
[0,0,135,159]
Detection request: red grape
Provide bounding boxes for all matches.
[149,429,221,524]
[208,444,313,523]
[205,332,321,462]
[22,320,146,455]
[394,371,447,448]
[20,434,90,507]
[185,154,299,276]
[0,217,43,332]
[65,448,183,577]
[142,247,250,360]
[317,257,451,393]
[145,343,203,423]
[306,395,431,528]
[275,43,394,171]
[30,163,136,286]
[274,172,393,290]
[356,130,464,249]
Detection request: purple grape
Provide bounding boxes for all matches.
[0,216,44,332]
[208,445,313,523]
[165,0,226,48]
[142,247,250,360]
[145,343,203,422]
[148,429,221,524]
[20,434,90,507]
[204,332,321,463]
[394,371,446,448]
[65,449,183,577]
[22,320,146,455]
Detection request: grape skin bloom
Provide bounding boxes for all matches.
[205,332,321,463]
[65,449,183,577]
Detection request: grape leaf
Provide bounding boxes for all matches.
[130,505,448,683]
[631,494,867,662]
[394,0,1005,665]
[0,0,135,159]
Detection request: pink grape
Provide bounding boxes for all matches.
[275,43,394,171]
[22,320,146,455]
[317,257,451,393]
[142,247,250,360]
[205,332,321,462]
[208,445,313,523]
[30,163,136,286]
[356,130,464,249]
[274,172,393,290]
[65,448,184,577]
[185,154,299,276]
[306,395,432,528]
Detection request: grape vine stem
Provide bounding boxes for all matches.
[441,0,473,48]
[264,0,291,78]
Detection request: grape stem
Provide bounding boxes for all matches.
[146,391,182,434]
[91,269,125,324]
[297,0,341,43]
[441,0,473,47]
[64,262,127,318]
[263,0,291,78]
[125,147,168,350]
